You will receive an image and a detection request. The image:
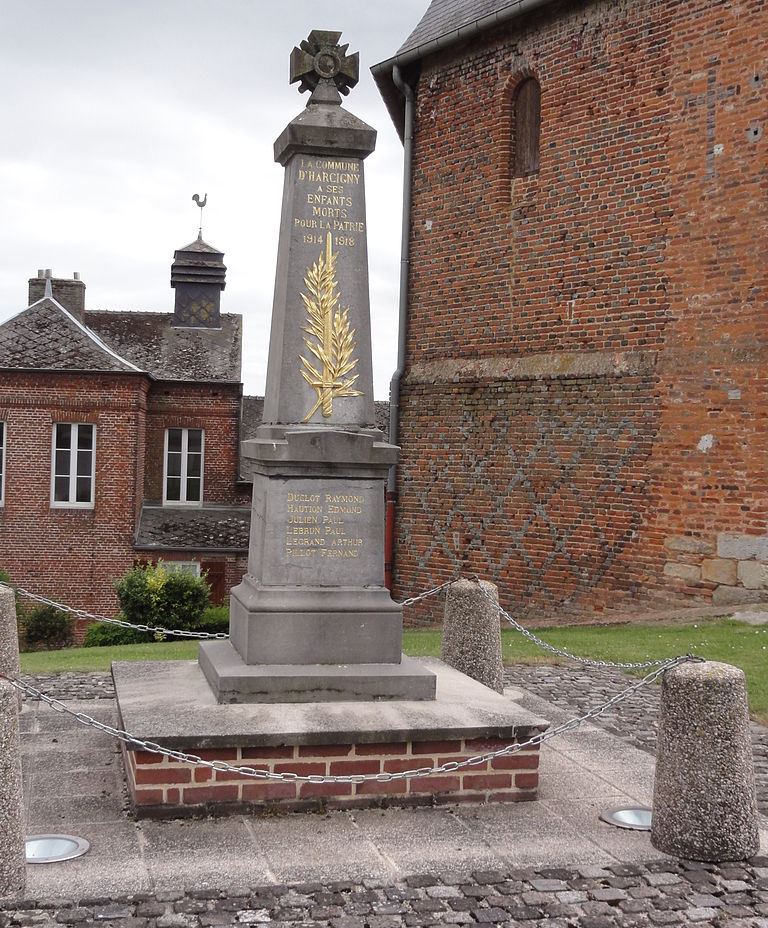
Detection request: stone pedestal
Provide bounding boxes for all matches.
[651,660,759,861]
[0,680,25,898]
[114,658,549,817]
[441,579,505,693]
[200,429,436,702]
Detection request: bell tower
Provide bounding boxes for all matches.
[170,233,226,328]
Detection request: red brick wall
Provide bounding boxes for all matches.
[144,382,248,506]
[395,0,767,619]
[125,737,540,815]
[0,371,149,616]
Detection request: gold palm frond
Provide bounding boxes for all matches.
[299,233,363,421]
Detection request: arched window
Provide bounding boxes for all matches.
[513,77,541,177]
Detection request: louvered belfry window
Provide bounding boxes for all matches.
[513,77,541,177]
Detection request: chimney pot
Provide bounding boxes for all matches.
[28,272,86,321]
[73,272,81,281]
[37,269,44,278]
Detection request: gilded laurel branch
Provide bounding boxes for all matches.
[300,232,362,421]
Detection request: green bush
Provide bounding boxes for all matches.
[115,563,211,633]
[0,568,11,585]
[82,620,154,648]
[22,604,75,651]
[199,605,229,635]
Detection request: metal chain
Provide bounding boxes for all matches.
[5,587,228,641]
[469,577,679,671]
[4,580,696,671]
[2,655,694,785]
[398,577,457,608]
[3,580,456,642]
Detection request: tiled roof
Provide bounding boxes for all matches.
[86,310,242,383]
[397,0,515,56]
[0,298,142,374]
[372,0,556,138]
[135,505,250,552]
[241,395,265,443]
[374,400,390,433]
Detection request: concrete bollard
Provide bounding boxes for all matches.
[0,679,25,898]
[0,585,21,679]
[651,660,760,862]
[441,578,505,693]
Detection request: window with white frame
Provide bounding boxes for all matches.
[0,422,5,506]
[51,423,96,507]
[164,428,204,504]
[163,560,201,577]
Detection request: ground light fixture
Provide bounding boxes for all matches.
[25,834,91,864]
[599,807,653,830]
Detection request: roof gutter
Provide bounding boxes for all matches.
[371,0,556,78]
[384,64,415,589]
[387,63,415,491]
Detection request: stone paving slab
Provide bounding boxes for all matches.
[19,661,768,817]
[16,695,767,900]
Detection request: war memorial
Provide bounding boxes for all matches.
[111,33,549,815]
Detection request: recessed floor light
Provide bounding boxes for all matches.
[599,807,653,831]
[25,834,91,864]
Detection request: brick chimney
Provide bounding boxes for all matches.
[29,269,86,323]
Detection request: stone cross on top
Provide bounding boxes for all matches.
[290,30,359,103]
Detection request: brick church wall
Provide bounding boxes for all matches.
[395,0,767,619]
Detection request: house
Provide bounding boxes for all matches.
[0,234,392,632]
[373,0,768,620]
[0,234,252,626]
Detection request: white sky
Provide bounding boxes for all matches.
[0,1,426,398]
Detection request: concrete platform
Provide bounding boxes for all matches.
[19,688,767,897]
[198,641,437,703]
[112,657,549,748]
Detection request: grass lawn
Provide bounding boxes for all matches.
[18,618,768,723]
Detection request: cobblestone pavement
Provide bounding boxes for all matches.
[504,665,768,817]
[3,858,768,927]
[19,672,115,701]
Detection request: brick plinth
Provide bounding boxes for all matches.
[122,737,540,817]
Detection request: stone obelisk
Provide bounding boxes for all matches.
[200,31,436,703]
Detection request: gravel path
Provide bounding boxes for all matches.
[2,858,767,927]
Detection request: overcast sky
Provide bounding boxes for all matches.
[0,1,426,397]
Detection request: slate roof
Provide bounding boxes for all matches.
[135,505,250,552]
[241,395,265,443]
[372,0,557,137]
[86,310,242,383]
[0,298,142,374]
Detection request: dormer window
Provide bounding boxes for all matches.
[164,428,204,505]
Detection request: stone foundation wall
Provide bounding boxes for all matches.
[123,738,540,816]
[663,533,768,608]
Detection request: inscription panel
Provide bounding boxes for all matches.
[261,477,384,587]
[293,157,365,251]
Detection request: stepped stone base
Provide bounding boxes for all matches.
[199,641,437,703]
[113,657,549,818]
